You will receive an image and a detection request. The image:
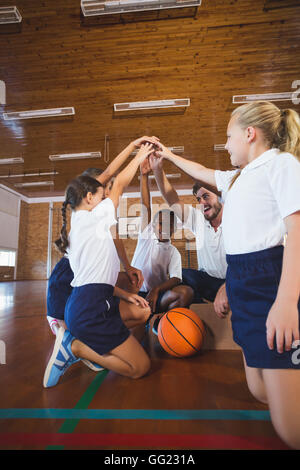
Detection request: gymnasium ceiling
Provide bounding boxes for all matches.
[0,0,300,197]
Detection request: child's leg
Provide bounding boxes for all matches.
[242,353,268,404]
[119,299,151,329]
[159,285,194,311]
[71,334,150,379]
[262,369,300,449]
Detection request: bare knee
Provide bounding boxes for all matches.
[130,355,151,379]
[120,299,151,324]
[271,416,300,449]
[178,286,194,306]
[175,287,194,308]
[262,369,300,449]
[243,359,268,404]
[164,286,194,309]
[132,306,151,322]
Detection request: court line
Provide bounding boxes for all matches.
[0,409,271,421]
[0,432,289,450]
[46,369,109,450]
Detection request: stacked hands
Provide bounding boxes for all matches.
[132,135,170,167]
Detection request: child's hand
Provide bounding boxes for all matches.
[126,266,144,289]
[213,283,230,319]
[153,142,173,160]
[126,293,149,309]
[149,153,164,172]
[133,135,160,148]
[266,298,300,353]
[146,287,160,313]
[136,143,154,163]
[140,157,151,175]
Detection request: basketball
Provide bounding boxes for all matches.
[157,308,205,358]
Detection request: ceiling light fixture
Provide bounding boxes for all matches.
[114,99,190,112]
[0,171,58,178]
[0,6,22,24]
[14,181,54,188]
[213,144,226,151]
[49,152,101,161]
[232,92,294,104]
[3,107,75,120]
[81,0,201,16]
[0,157,24,165]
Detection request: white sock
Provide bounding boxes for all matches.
[47,316,60,335]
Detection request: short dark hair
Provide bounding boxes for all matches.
[192,181,202,196]
[81,168,103,179]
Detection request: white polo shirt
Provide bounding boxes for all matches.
[183,205,227,279]
[68,197,120,287]
[131,222,182,293]
[215,148,300,255]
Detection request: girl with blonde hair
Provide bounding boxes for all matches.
[155,101,300,448]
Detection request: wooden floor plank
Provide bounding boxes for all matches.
[0,281,288,450]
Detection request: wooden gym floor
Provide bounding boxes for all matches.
[0,280,291,451]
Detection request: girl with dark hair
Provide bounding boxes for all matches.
[46,137,159,349]
[44,143,156,388]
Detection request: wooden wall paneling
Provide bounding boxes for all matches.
[17,201,49,280]
[0,0,299,197]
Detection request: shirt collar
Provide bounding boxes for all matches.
[241,148,279,175]
[156,238,171,246]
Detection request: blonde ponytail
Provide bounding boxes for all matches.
[278,108,300,159]
[228,101,300,189]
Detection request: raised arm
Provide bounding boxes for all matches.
[149,154,188,223]
[98,136,160,186]
[109,143,154,209]
[140,158,152,231]
[156,143,217,190]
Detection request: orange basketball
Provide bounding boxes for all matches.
[158,308,205,358]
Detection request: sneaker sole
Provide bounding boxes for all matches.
[81,359,105,372]
[43,327,66,388]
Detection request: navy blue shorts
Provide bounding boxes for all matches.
[226,245,300,369]
[138,290,167,314]
[65,283,130,356]
[182,268,225,303]
[47,257,73,320]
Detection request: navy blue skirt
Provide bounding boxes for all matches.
[47,257,73,320]
[65,283,130,356]
[226,245,300,369]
